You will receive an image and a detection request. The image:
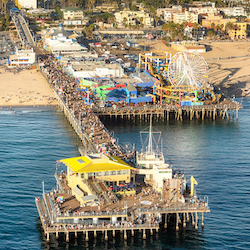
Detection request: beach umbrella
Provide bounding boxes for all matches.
[108,186,113,190]
[119,184,125,187]
[56,195,64,202]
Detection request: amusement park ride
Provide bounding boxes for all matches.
[138,51,221,105]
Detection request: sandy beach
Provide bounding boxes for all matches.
[0,67,58,107]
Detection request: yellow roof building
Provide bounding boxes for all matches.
[60,154,136,205]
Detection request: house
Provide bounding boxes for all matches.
[114,10,154,28]
[60,154,135,205]
[62,7,84,20]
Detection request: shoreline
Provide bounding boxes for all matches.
[0,67,58,107]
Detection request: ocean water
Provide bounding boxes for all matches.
[0,99,250,250]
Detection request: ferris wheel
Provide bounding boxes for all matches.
[168,51,208,89]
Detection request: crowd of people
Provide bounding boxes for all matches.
[39,55,135,162]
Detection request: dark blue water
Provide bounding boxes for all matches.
[0,99,250,250]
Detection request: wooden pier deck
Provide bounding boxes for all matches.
[93,102,242,122]
[35,173,210,243]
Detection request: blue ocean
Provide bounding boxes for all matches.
[0,98,249,250]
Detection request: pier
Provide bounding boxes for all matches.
[36,173,210,243]
[93,102,242,122]
[35,56,216,243]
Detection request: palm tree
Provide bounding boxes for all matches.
[225,22,234,34]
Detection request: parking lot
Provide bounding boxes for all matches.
[0,31,22,60]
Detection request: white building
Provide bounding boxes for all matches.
[188,6,218,15]
[62,7,84,20]
[16,0,37,9]
[66,63,124,78]
[43,24,87,54]
[173,11,198,24]
[219,7,246,17]
[7,48,36,67]
[114,10,154,28]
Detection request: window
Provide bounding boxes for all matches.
[111,171,116,175]
[81,173,85,178]
[97,172,103,176]
[122,170,128,175]
[104,171,109,176]
[88,172,94,177]
[77,159,85,164]
[117,170,122,175]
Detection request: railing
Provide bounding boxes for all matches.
[137,202,210,214]
[102,180,118,202]
[82,179,99,201]
[43,193,52,223]
[54,173,65,193]
[38,65,97,153]
[48,195,57,223]
[46,222,159,232]
[56,210,127,219]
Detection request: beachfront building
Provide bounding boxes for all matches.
[114,10,154,28]
[43,24,87,54]
[7,48,36,67]
[228,22,249,39]
[66,61,124,78]
[59,154,135,205]
[173,11,198,24]
[62,7,84,20]
[13,0,37,9]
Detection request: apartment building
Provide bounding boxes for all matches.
[114,10,154,27]
[173,11,198,24]
[62,7,84,20]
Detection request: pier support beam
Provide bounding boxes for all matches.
[202,212,204,228]
[124,230,127,240]
[94,230,97,238]
[56,231,59,239]
[75,231,77,238]
[186,212,190,223]
[143,229,146,239]
[192,212,195,227]
[105,230,108,241]
[86,231,89,241]
[131,229,134,236]
[150,229,153,235]
[46,233,50,243]
[183,212,186,228]
[66,232,69,242]
[164,214,168,228]
[113,230,115,237]
[195,212,198,230]
[176,213,179,231]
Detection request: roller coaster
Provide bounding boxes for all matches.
[139,51,221,105]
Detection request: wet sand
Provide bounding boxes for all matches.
[0,67,58,107]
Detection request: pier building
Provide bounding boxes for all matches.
[59,153,135,206]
